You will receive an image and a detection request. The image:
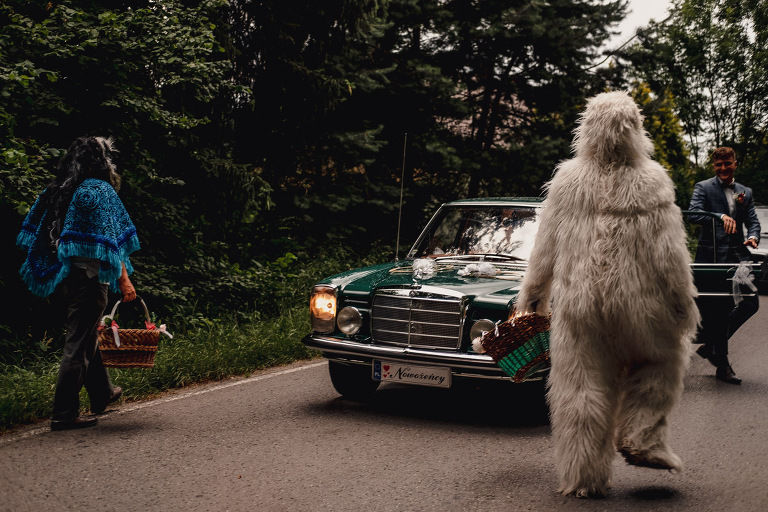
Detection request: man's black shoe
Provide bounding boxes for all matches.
[50,415,98,431]
[716,365,742,385]
[91,386,122,415]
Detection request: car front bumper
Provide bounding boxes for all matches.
[302,334,546,382]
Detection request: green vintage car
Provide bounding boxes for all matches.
[303,197,764,400]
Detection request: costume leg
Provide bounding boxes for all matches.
[615,348,686,472]
[547,322,619,498]
[51,269,109,421]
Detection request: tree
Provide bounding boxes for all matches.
[355,0,628,207]
[621,0,768,202]
[631,82,698,207]
[223,0,396,252]
[431,0,628,197]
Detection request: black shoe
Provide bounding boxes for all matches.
[91,386,123,414]
[716,365,742,385]
[51,415,98,431]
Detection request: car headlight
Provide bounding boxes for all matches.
[337,307,362,335]
[470,319,496,342]
[310,285,337,333]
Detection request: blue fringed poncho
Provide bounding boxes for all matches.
[17,178,141,297]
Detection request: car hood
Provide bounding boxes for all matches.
[321,259,525,310]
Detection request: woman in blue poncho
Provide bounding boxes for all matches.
[17,136,140,431]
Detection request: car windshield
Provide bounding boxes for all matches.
[408,205,541,261]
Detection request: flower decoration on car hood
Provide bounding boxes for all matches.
[412,258,437,279]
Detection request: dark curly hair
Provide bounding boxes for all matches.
[40,136,120,247]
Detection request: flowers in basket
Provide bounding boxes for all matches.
[98,313,173,348]
[97,297,170,368]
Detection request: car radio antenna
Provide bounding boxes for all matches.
[395,132,407,261]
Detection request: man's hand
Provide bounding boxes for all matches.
[744,238,759,249]
[721,214,737,234]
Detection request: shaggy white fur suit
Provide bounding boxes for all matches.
[515,91,700,498]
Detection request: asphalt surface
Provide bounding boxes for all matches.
[1,296,767,512]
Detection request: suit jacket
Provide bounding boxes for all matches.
[689,177,761,263]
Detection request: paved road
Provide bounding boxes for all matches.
[2,296,767,512]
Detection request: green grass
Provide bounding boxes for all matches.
[0,306,318,431]
[111,306,316,395]
[0,361,59,427]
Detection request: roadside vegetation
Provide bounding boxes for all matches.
[0,247,390,430]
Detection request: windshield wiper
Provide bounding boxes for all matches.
[480,254,524,262]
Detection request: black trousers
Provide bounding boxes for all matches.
[51,267,114,421]
[696,245,761,364]
[698,293,760,361]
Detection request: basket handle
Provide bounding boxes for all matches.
[107,296,152,324]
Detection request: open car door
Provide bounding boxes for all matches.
[683,211,764,343]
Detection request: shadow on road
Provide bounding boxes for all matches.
[309,378,551,428]
[627,486,680,501]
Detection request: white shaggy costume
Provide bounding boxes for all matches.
[515,91,699,498]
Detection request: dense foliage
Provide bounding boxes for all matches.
[1,0,634,351]
[1,0,272,345]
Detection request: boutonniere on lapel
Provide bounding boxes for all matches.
[736,192,745,205]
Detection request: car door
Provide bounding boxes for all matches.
[683,211,764,333]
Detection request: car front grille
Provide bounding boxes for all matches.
[370,289,465,350]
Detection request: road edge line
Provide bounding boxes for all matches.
[0,360,327,445]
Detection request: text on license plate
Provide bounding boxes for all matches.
[373,361,451,388]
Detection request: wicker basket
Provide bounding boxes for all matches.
[98,297,160,368]
[479,313,551,383]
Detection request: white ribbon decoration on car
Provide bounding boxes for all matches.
[731,261,758,305]
[412,258,436,279]
[457,262,498,277]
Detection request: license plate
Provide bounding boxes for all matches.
[373,361,451,388]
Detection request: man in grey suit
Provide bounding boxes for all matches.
[689,146,761,384]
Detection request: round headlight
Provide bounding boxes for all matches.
[337,307,362,335]
[310,285,337,333]
[470,319,496,342]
